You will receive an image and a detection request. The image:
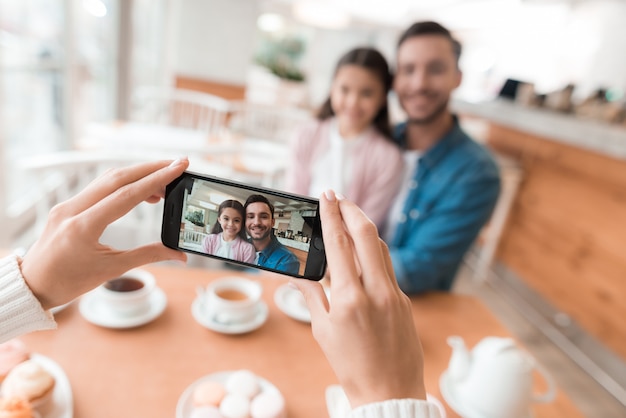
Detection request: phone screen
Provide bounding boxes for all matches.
[162,171,326,280]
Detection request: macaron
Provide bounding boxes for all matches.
[225,370,260,399]
[0,397,37,418]
[1,360,55,415]
[219,393,250,418]
[189,405,223,418]
[250,391,286,418]
[193,380,226,407]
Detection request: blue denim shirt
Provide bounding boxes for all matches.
[388,119,501,293]
[257,234,301,275]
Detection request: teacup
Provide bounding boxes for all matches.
[97,269,156,317]
[202,277,262,324]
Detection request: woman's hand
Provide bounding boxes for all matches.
[20,158,189,310]
[291,190,426,408]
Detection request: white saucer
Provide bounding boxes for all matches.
[191,298,269,334]
[274,283,311,323]
[439,370,531,418]
[176,371,282,418]
[79,287,167,329]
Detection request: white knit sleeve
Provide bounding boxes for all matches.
[0,255,57,343]
[349,399,442,418]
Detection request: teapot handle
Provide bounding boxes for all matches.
[532,362,557,403]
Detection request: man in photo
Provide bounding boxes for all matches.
[244,194,301,275]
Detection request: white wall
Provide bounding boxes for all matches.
[173,0,626,106]
[302,27,397,107]
[454,1,626,101]
[175,0,259,84]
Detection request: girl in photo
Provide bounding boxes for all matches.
[202,200,256,263]
[286,47,403,230]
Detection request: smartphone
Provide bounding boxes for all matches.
[161,171,326,280]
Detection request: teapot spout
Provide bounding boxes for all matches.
[447,336,471,382]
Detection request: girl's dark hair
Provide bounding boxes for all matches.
[211,199,247,240]
[316,47,392,138]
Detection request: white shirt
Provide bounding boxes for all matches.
[0,255,56,343]
[384,150,421,242]
[214,234,234,259]
[309,119,368,198]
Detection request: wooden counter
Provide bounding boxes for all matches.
[456,100,626,362]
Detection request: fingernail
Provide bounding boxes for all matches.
[324,189,336,202]
[287,281,300,291]
[336,193,345,201]
[169,156,188,167]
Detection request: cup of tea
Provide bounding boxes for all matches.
[97,269,156,317]
[203,277,262,324]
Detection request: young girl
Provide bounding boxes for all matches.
[286,47,403,230]
[202,200,256,263]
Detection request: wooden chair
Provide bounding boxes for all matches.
[130,87,231,139]
[221,101,312,188]
[471,155,524,282]
[181,229,208,253]
[12,150,234,251]
[13,151,163,250]
[226,100,312,143]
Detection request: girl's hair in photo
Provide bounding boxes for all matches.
[211,199,247,239]
[316,47,393,138]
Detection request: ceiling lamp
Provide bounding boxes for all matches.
[257,13,286,33]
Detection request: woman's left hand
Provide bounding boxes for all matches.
[20,158,189,309]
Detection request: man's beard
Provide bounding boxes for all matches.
[248,228,271,241]
[406,98,449,125]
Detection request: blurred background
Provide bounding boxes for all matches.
[1,1,625,416]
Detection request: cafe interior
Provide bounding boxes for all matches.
[1,0,625,417]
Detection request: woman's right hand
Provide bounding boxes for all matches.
[291,190,427,408]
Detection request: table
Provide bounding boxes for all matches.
[78,122,239,156]
[19,265,583,417]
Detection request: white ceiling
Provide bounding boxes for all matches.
[261,0,593,31]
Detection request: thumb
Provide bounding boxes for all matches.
[289,279,328,321]
[117,242,188,272]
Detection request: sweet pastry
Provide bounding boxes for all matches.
[219,393,250,418]
[1,360,55,415]
[192,380,226,407]
[0,340,30,383]
[0,397,37,418]
[189,406,223,418]
[225,370,260,399]
[187,371,284,418]
[250,391,286,418]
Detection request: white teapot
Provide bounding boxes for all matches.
[442,336,556,418]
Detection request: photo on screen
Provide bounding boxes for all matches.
[178,177,318,276]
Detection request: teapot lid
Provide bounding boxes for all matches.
[475,337,535,371]
[475,337,516,354]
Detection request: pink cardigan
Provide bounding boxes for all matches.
[286,119,403,230]
[202,233,256,264]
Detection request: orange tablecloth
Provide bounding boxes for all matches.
[19,265,583,417]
